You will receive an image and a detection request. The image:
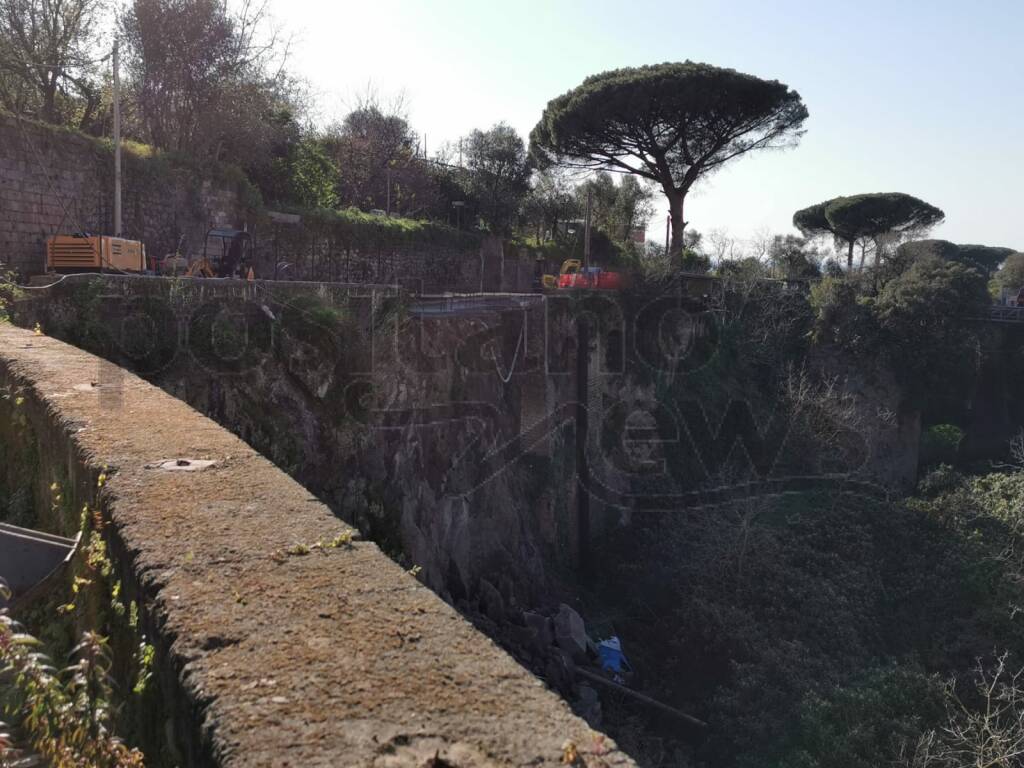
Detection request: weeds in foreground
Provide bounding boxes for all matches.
[1,472,156,767]
[1,579,146,768]
[0,263,23,324]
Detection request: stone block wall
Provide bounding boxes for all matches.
[249,221,534,294]
[0,111,541,293]
[0,110,244,276]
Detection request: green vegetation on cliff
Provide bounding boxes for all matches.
[585,257,1024,767]
[597,464,1024,767]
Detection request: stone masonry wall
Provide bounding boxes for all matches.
[246,224,533,293]
[0,110,537,293]
[0,110,244,277]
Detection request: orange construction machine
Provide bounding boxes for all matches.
[46,235,146,273]
[542,259,626,290]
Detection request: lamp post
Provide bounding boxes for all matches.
[112,39,122,237]
[583,189,593,271]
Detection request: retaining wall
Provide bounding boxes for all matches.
[0,110,243,277]
[0,112,538,292]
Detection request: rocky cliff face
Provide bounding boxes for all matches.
[15,276,937,747]
[810,346,922,492]
[961,324,1024,461]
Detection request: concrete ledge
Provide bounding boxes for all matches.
[0,324,633,767]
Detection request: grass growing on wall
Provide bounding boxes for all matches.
[256,206,483,284]
[1,107,263,215]
[274,206,482,250]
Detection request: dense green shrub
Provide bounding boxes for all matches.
[716,256,767,280]
[573,258,1006,766]
[874,256,990,410]
[893,240,1016,281]
[992,252,1024,297]
[594,448,1024,768]
[810,258,990,414]
[809,276,881,353]
[921,424,965,468]
[776,666,945,768]
[0,604,146,767]
[681,248,712,274]
[275,205,481,252]
[512,228,634,272]
[916,464,964,497]
[0,262,22,320]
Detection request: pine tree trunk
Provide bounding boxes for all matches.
[668,190,686,267]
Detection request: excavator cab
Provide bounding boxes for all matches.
[186,228,253,278]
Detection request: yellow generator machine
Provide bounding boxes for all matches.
[46,235,146,273]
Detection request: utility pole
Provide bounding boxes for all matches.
[583,189,593,271]
[112,39,122,237]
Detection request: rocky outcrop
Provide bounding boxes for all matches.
[961,325,1024,461]
[810,346,921,491]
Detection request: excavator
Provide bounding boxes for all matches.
[160,228,253,279]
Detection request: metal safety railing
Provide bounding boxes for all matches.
[987,305,1024,324]
[0,523,80,609]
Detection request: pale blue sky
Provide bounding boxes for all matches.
[282,0,1023,250]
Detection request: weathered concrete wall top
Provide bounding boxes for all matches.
[0,323,632,767]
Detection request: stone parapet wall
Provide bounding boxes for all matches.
[0,323,632,767]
